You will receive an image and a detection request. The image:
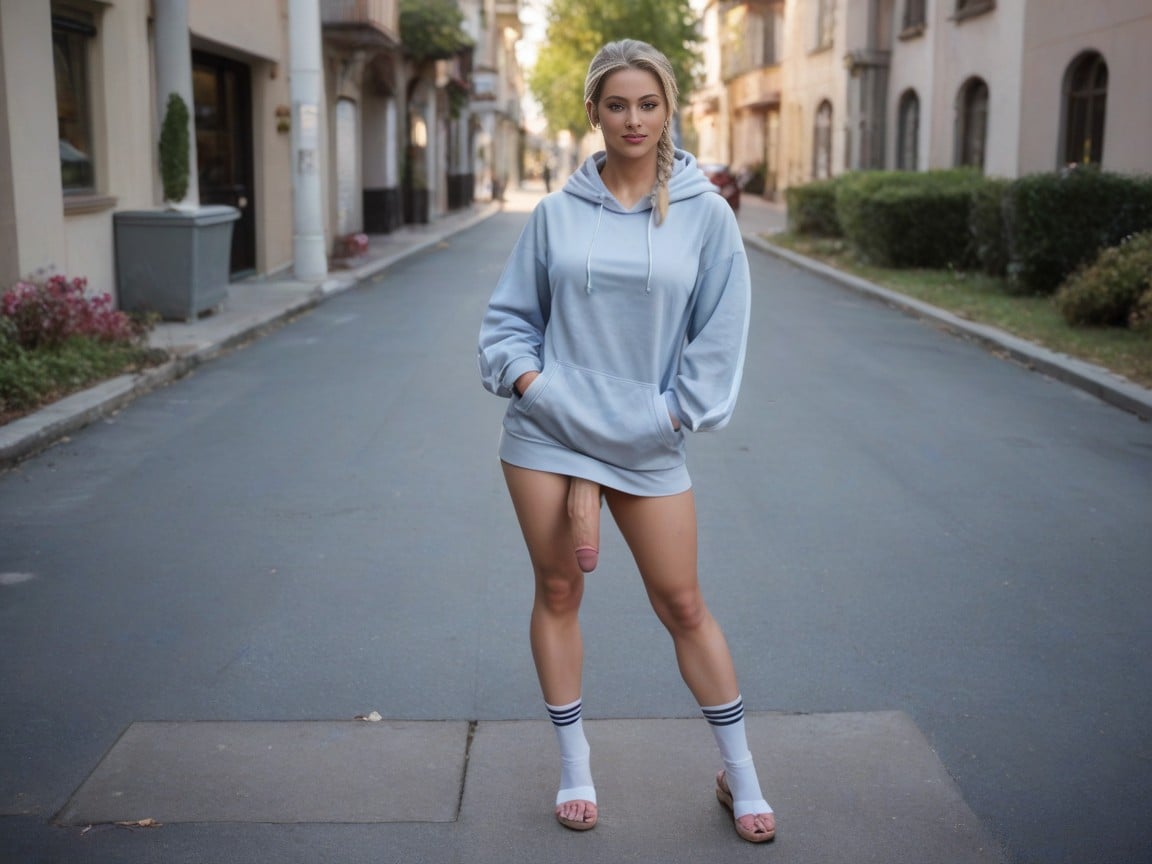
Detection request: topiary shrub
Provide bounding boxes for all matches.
[786,178,841,236]
[158,92,190,205]
[1004,168,1152,295]
[1054,230,1152,327]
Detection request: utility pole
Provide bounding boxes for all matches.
[153,0,199,208]
[289,0,327,281]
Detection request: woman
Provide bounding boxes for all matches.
[477,39,774,843]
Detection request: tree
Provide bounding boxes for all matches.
[399,0,473,62]
[528,0,700,137]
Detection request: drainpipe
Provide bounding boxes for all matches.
[289,0,327,281]
[153,0,199,208]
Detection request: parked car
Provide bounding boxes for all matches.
[699,163,741,213]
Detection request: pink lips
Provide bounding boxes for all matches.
[623,135,646,144]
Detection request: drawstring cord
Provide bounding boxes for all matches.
[585,198,605,294]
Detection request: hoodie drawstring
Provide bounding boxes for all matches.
[585,198,605,294]
[585,197,655,295]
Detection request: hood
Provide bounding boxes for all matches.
[562,149,718,293]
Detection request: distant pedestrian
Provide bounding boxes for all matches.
[477,39,773,842]
[542,162,553,193]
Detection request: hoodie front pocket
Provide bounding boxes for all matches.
[512,362,683,471]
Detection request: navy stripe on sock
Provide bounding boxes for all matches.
[547,701,582,727]
[702,699,744,726]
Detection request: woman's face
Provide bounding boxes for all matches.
[587,67,668,166]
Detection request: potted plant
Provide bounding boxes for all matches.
[113,93,240,321]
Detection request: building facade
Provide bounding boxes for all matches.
[0,0,524,302]
[687,0,1152,196]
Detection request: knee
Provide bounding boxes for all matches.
[656,588,708,634]
[535,564,583,615]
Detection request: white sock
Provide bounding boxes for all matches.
[702,696,771,819]
[546,698,596,806]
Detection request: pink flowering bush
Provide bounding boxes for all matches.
[1,275,142,349]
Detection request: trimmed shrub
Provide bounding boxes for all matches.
[1129,287,1152,333]
[1054,230,1152,327]
[835,170,982,268]
[1004,168,1152,295]
[786,178,841,236]
[1,275,141,349]
[969,178,1011,276]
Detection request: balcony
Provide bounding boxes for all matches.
[495,0,522,34]
[321,0,399,48]
[728,65,782,111]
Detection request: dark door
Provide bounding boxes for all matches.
[192,51,255,277]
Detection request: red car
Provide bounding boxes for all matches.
[699,163,740,213]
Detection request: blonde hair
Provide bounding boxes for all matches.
[584,39,679,225]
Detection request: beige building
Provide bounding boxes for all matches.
[1,0,524,305]
[688,0,1152,196]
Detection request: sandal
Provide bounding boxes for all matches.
[716,770,775,843]
[555,799,598,831]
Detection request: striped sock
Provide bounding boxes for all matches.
[546,698,596,806]
[702,696,771,819]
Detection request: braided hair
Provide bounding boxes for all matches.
[584,40,679,226]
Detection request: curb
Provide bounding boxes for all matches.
[0,203,501,468]
[745,234,1152,422]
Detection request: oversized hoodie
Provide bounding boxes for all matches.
[477,149,751,496]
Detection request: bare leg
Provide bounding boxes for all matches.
[567,477,602,572]
[502,462,597,829]
[604,487,774,840]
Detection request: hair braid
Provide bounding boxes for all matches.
[652,125,674,225]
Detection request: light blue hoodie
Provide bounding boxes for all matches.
[478,149,750,496]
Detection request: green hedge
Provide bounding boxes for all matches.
[835,170,982,269]
[785,178,841,236]
[1004,169,1152,295]
[969,178,1011,277]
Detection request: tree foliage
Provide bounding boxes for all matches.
[399,0,473,63]
[529,0,700,137]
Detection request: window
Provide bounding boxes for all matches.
[52,10,97,193]
[902,0,926,34]
[897,90,920,170]
[956,77,988,170]
[1062,51,1107,167]
[955,0,995,22]
[813,100,833,179]
[814,0,835,51]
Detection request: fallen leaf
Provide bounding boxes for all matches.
[115,818,161,829]
[354,711,383,722]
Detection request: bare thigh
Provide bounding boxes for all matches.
[501,462,583,581]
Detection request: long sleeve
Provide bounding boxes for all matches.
[477,209,552,397]
[665,246,751,432]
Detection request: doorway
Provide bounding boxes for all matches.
[192,51,256,277]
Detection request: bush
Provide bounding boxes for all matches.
[835,170,982,269]
[1004,168,1152,295]
[1,275,142,349]
[969,178,1011,276]
[1,275,161,421]
[1130,287,1152,333]
[1054,230,1152,327]
[786,178,841,236]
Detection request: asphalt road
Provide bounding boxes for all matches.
[2,205,1150,863]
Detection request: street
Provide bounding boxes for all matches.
[2,196,1151,864]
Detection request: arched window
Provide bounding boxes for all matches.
[1062,51,1107,167]
[956,77,988,170]
[897,90,920,171]
[813,100,833,179]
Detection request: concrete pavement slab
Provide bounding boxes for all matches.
[57,720,470,825]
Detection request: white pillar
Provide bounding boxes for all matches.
[289,0,327,280]
[153,0,199,208]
